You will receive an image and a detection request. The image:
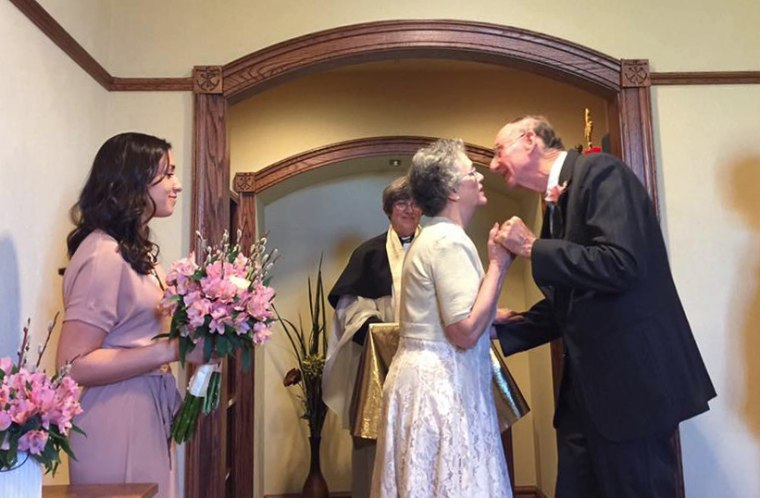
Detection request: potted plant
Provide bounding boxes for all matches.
[0,315,84,498]
[277,261,329,498]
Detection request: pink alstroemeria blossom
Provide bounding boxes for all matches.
[0,410,12,431]
[0,356,13,374]
[166,255,199,294]
[9,398,36,425]
[18,430,49,455]
[187,297,213,329]
[232,253,250,278]
[246,282,275,321]
[233,314,252,336]
[544,181,568,204]
[252,321,272,345]
[209,305,233,335]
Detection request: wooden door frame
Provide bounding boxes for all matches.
[189,19,669,498]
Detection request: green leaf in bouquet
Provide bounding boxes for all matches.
[179,336,190,365]
[204,334,214,362]
[215,334,231,357]
[170,304,187,335]
[242,347,252,372]
[70,424,86,437]
[227,333,241,348]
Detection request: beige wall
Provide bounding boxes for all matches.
[652,84,760,496]
[4,0,760,496]
[229,61,607,176]
[0,0,109,485]
[43,0,760,76]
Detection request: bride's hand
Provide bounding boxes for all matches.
[488,223,513,271]
[174,338,221,365]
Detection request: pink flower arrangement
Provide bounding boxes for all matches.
[0,316,83,474]
[158,230,277,443]
[544,181,568,204]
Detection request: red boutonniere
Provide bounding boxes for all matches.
[544,181,568,204]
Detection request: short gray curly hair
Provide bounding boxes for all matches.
[408,138,466,217]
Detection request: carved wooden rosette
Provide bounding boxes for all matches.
[193,65,223,94]
[234,172,256,193]
[234,173,258,264]
[621,59,651,88]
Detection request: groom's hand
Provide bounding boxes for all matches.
[496,217,536,258]
[494,307,524,324]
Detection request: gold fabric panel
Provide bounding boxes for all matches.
[350,323,529,440]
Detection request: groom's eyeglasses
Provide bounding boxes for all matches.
[494,132,526,156]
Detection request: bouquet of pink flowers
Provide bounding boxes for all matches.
[0,316,83,475]
[159,230,277,443]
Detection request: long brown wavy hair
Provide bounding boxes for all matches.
[66,132,172,275]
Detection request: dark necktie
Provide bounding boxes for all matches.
[548,203,563,239]
[399,235,413,245]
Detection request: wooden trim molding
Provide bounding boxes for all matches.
[110,77,193,91]
[233,136,495,194]
[11,1,760,93]
[651,71,760,85]
[222,20,623,102]
[9,0,112,90]
[9,0,191,92]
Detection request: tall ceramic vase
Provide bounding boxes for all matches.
[0,452,43,498]
[301,435,328,498]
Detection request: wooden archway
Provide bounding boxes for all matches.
[233,136,495,194]
[189,20,661,498]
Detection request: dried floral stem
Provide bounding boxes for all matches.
[36,312,60,369]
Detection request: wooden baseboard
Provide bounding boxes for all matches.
[265,486,547,498]
[515,484,550,498]
[264,493,351,498]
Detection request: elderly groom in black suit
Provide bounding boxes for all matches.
[490,115,715,498]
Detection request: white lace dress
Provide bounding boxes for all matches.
[371,218,512,498]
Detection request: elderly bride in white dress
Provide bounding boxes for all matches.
[371,138,514,498]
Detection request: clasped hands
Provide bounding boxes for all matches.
[485,215,537,285]
[495,216,536,259]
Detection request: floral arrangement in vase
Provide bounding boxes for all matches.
[0,315,83,475]
[278,261,329,440]
[158,229,277,443]
[277,260,330,496]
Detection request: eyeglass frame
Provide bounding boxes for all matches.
[392,199,418,211]
[493,131,527,158]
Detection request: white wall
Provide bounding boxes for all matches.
[652,84,760,496]
[0,0,109,485]
[42,0,759,76]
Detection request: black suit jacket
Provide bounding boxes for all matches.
[496,150,716,442]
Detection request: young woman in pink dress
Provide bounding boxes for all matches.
[56,132,204,498]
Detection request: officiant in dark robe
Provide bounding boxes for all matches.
[322,176,421,498]
[489,115,716,498]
